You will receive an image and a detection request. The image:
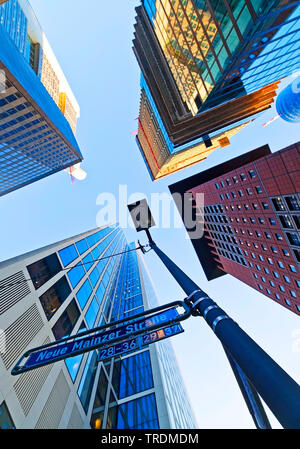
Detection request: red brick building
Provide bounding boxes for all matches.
[170,142,300,316]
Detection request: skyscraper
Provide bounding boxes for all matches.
[0,225,196,429]
[169,141,300,316]
[133,1,300,179]
[0,0,82,197]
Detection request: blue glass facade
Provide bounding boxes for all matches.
[0,0,28,57]
[0,224,196,428]
[0,1,82,197]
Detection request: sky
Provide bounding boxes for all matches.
[1,0,300,429]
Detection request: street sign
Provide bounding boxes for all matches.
[18,308,181,372]
[98,323,184,362]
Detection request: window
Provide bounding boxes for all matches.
[52,299,80,340]
[290,290,297,298]
[285,299,291,306]
[240,173,246,181]
[289,265,297,273]
[215,183,220,189]
[264,268,270,274]
[232,176,238,184]
[116,393,159,429]
[59,245,78,267]
[78,352,98,413]
[83,253,94,272]
[279,285,285,292]
[275,233,283,241]
[89,267,100,288]
[39,276,71,320]
[269,281,275,287]
[278,261,284,268]
[262,202,269,210]
[27,253,61,290]
[86,234,96,247]
[76,239,88,255]
[267,258,273,265]
[282,248,290,257]
[258,217,265,225]
[85,296,100,329]
[265,232,271,239]
[261,244,267,251]
[273,271,279,279]
[77,279,93,310]
[246,188,253,195]
[284,275,291,284]
[287,233,300,246]
[272,197,285,211]
[67,263,85,288]
[293,215,300,229]
[279,215,293,229]
[113,351,154,400]
[275,294,281,300]
[271,246,277,253]
[269,218,276,226]
[226,179,231,185]
[0,402,15,429]
[286,196,300,211]
[252,203,259,210]
[249,169,256,179]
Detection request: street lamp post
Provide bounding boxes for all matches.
[128,200,300,429]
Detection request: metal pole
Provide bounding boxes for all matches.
[223,347,272,429]
[149,240,300,429]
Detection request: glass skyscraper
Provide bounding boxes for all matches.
[0,0,82,197]
[0,224,196,429]
[133,1,300,179]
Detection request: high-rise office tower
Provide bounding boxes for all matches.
[0,0,82,197]
[0,225,196,429]
[169,141,300,316]
[133,1,300,180]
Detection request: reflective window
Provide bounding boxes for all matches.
[86,234,96,248]
[113,351,153,400]
[67,263,85,288]
[59,245,78,267]
[52,299,80,340]
[116,393,159,429]
[89,267,100,288]
[272,197,285,211]
[85,297,99,329]
[83,254,94,272]
[27,253,61,290]
[39,276,71,320]
[78,351,98,413]
[77,279,93,310]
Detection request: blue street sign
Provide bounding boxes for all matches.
[98,323,184,362]
[23,308,180,370]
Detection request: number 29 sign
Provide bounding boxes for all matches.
[98,324,184,362]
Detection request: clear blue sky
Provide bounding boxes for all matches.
[1,0,300,429]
